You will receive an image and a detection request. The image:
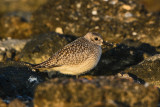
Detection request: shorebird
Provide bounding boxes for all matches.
[33,32,112,76]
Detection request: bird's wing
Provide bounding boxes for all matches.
[33,38,92,68]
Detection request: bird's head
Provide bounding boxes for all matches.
[84,32,103,46]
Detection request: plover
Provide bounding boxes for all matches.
[33,32,111,76]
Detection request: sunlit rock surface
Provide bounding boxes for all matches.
[34,76,159,107]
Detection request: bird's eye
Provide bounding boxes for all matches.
[94,37,98,41]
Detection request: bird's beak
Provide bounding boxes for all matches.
[102,41,113,46]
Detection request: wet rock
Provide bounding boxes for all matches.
[18,32,76,64]
[34,76,159,107]
[32,0,160,46]
[8,99,25,107]
[0,61,45,98]
[124,54,160,88]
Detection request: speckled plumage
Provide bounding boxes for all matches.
[33,32,103,75]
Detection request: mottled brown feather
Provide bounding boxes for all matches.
[33,37,99,68]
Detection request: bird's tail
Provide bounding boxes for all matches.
[31,63,46,69]
[31,59,56,69]
[18,61,37,68]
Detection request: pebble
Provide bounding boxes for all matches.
[56,27,63,34]
[121,5,132,10]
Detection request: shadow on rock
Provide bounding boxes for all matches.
[92,39,159,76]
[127,73,146,84]
[0,61,47,99]
[124,54,160,88]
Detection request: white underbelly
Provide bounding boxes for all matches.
[52,48,102,75]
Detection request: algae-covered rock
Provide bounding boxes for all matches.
[32,0,160,46]
[18,32,76,64]
[34,76,159,107]
[124,54,160,87]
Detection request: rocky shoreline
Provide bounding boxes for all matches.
[0,0,160,107]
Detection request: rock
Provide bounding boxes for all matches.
[93,44,144,75]
[0,38,29,62]
[0,99,7,107]
[18,32,76,64]
[8,99,25,107]
[121,4,132,11]
[92,40,159,75]
[0,0,47,15]
[34,76,159,107]
[0,15,32,39]
[0,38,29,52]
[140,0,160,12]
[0,0,48,39]
[124,54,160,87]
[32,0,160,46]
[55,27,63,34]
[0,61,46,98]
